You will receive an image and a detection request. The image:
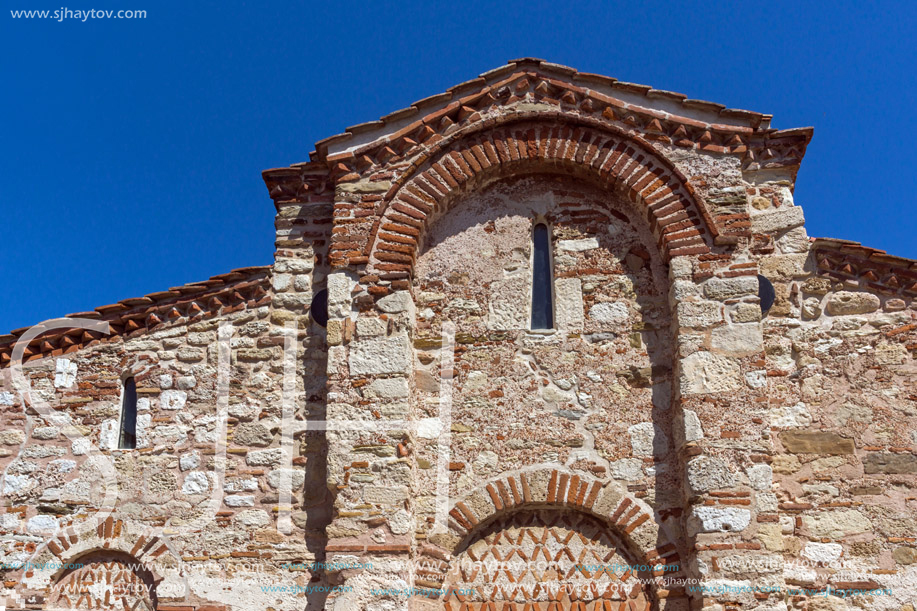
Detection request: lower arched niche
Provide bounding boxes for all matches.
[46,550,157,611]
[440,509,654,610]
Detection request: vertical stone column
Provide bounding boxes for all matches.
[323,279,418,610]
[270,192,333,582]
[670,253,787,611]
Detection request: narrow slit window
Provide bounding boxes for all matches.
[118,377,137,449]
[531,223,554,330]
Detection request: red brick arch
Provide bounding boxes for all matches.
[365,114,716,278]
[413,468,690,609]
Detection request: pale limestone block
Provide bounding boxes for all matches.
[690,506,751,534]
[267,468,305,490]
[554,277,584,331]
[364,377,409,399]
[54,358,77,388]
[233,509,271,528]
[777,226,810,253]
[802,542,843,564]
[364,485,409,504]
[704,276,758,301]
[746,464,773,491]
[680,351,741,395]
[825,291,880,315]
[710,323,763,356]
[750,206,805,233]
[588,301,629,325]
[349,335,412,376]
[802,510,871,538]
[327,272,355,318]
[181,472,211,495]
[356,317,387,338]
[609,458,643,481]
[628,422,669,456]
[487,276,529,330]
[767,402,812,428]
[376,291,414,314]
[684,409,704,442]
[557,237,599,251]
[246,448,286,466]
[677,301,723,328]
[224,495,255,507]
[687,455,736,492]
[160,389,187,410]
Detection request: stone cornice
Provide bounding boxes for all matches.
[812,238,917,297]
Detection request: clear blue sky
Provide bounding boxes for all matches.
[2,0,915,332]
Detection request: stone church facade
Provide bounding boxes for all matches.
[1,59,915,611]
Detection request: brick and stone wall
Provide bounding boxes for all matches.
[2,59,915,611]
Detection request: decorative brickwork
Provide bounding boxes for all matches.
[2,60,915,611]
[360,117,716,279]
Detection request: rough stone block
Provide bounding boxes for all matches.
[750,206,805,234]
[680,351,741,395]
[554,278,584,331]
[349,335,412,375]
[676,301,723,328]
[802,510,871,538]
[690,506,751,533]
[704,276,758,301]
[863,452,917,474]
[825,291,881,315]
[779,431,854,454]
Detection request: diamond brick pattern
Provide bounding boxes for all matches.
[440,510,652,610]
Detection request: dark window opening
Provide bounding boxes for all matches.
[311,288,329,327]
[531,223,554,330]
[118,377,137,449]
[757,275,775,316]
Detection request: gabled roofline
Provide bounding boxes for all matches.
[0,266,272,366]
[308,58,800,163]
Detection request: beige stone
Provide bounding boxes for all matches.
[802,510,872,538]
[825,291,880,315]
[779,431,855,454]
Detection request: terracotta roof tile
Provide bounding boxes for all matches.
[0,266,272,364]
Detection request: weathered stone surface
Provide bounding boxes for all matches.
[181,471,211,495]
[746,464,772,491]
[687,455,736,492]
[609,458,644,481]
[758,254,808,281]
[54,358,77,388]
[627,422,668,456]
[863,452,917,474]
[750,206,805,234]
[780,431,855,454]
[690,506,751,533]
[554,278,584,331]
[802,510,871,538]
[557,238,598,251]
[825,291,880,315]
[704,276,758,301]
[802,542,842,564]
[893,546,917,565]
[709,323,763,356]
[677,301,723,328]
[680,351,742,395]
[768,402,812,428]
[349,335,412,375]
[160,389,187,410]
[588,301,629,325]
[233,422,273,447]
